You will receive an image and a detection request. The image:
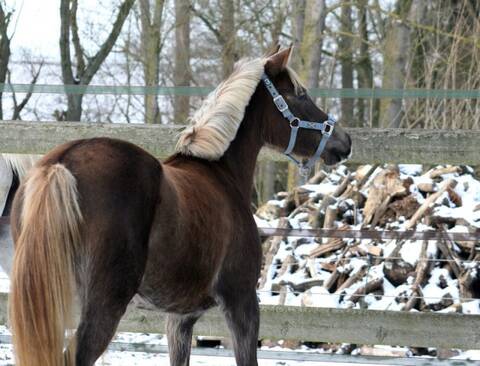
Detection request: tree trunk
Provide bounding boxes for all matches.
[287,0,309,190]
[307,0,327,90]
[356,0,373,127]
[291,0,306,71]
[174,0,190,124]
[220,0,235,78]
[339,1,354,125]
[0,4,11,121]
[139,0,165,124]
[379,0,418,128]
[260,161,276,204]
[66,94,83,122]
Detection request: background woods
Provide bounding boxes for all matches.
[1,0,480,203]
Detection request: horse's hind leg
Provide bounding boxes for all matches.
[72,235,149,366]
[217,289,259,366]
[166,312,202,366]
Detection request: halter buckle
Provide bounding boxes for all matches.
[323,120,334,136]
[273,95,288,112]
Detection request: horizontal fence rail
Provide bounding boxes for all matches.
[0,293,478,350]
[2,83,480,99]
[2,217,478,242]
[2,121,480,164]
[0,336,474,365]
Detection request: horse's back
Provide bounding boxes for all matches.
[12,137,163,275]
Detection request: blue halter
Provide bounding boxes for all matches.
[261,73,336,177]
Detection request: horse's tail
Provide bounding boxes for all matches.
[9,163,82,366]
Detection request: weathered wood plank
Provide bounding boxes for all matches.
[0,334,472,366]
[1,121,479,164]
[0,293,479,349]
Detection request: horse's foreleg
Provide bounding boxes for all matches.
[166,312,201,366]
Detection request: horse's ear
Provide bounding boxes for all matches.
[265,44,281,57]
[265,46,293,76]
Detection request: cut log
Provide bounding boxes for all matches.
[258,217,290,289]
[447,186,462,207]
[277,255,295,305]
[416,182,437,193]
[405,179,457,230]
[362,167,406,227]
[323,246,350,292]
[321,205,338,244]
[307,170,327,184]
[333,173,352,197]
[424,166,461,179]
[256,202,282,220]
[404,241,429,311]
[279,279,325,293]
[309,239,345,258]
[335,265,368,294]
[387,195,421,222]
[349,278,384,304]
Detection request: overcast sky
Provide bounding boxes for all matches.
[7,0,106,59]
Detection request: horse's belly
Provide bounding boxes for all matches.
[137,267,217,313]
[137,235,225,314]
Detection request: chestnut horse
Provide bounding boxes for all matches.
[8,47,351,366]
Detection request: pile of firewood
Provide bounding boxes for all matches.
[256,164,480,313]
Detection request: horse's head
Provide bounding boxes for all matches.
[260,47,352,166]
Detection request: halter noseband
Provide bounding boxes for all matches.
[261,73,336,177]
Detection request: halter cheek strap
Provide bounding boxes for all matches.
[261,73,336,177]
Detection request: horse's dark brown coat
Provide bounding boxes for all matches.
[10,49,351,366]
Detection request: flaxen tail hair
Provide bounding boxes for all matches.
[9,163,82,366]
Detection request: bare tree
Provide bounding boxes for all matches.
[174,0,191,123]
[59,0,135,121]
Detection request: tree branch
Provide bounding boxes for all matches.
[70,0,85,77]
[190,4,224,44]
[8,61,42,120]
[82,0,135,84]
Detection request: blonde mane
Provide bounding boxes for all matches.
[175,58,265,160]
[175,57,305,160]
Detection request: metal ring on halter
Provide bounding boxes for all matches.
[290,117,300,128]
[299,165,311,178]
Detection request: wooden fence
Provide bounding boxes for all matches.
[0,292,478,351]
[1,121,480,364]
[2,121,480,165]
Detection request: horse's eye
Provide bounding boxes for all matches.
[298,93,308,101]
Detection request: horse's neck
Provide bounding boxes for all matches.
[219,113,263,200]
